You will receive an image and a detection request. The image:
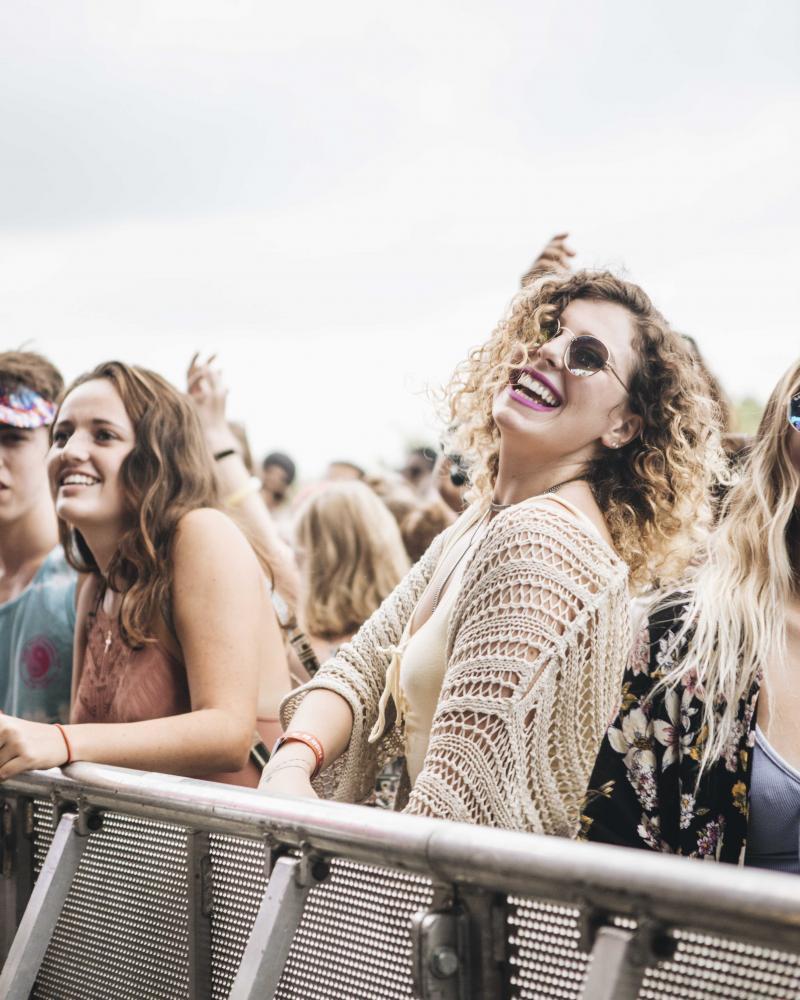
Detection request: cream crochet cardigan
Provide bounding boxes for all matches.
[281,498,631,836]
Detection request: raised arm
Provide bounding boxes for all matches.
[405,503,630,834]
[520,232,576,287]
[0,508,264,778]
[186,354,301,609]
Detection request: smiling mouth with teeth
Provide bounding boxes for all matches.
[60,474,100,487]
[510,370,561,408]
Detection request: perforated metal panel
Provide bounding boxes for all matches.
[19,801,800,1000]
[32,811,192,1000]
[639,931,800,1000]
[508,896,800,1000]
[509,898,589,999]
[32,798,55,872]
[208,833,269,1000]
[275,858,434,1000]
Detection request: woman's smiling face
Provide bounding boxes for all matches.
[48,378,136,537]
[492,298,642,463]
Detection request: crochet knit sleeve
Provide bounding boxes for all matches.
[279,529,447,804]
[404,502,630,834]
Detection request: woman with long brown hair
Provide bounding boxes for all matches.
[0,361,290,784]
[260,270,725,835]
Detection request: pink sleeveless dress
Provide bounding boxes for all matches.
[71,605,281,788]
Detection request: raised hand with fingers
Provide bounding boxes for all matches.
[521,232,576,287]
[186,353,238,457]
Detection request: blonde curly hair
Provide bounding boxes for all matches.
[443,270,727,592]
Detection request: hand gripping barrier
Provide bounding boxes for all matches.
[2,762,800,1000]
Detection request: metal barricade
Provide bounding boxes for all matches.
[2,762,800,1000]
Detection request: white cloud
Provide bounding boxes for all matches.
[1,0,798,472]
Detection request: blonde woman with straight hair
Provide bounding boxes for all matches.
[581,358,800,868]
[294,481,410,665]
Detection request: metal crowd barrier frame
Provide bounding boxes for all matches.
[2,761,800,1000]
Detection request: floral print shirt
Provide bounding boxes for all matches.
[579,604,759,864]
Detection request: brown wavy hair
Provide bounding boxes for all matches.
[443,270,728,591]
[55,361,218,647]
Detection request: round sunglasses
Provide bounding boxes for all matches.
[789,392,800,432]
[540,318,629,393]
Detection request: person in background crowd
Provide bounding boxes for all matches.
[260,270,725,836]
[0,352,76,724]
[286,479,411,807]
[434,451,469,514]
[260,451,296,513]
[581,360,800,868]
[400,445,437,499]
[293,480,409,668]
[367,472,456,562]
[0,361,289,785]
[325,459,365,481]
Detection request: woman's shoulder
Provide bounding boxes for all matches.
[174,506,250,546]
[496,498,626,577]
[173,507,260,572]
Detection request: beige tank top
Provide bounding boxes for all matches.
[367,503,487,783]
[368,493,611,789]
[399,549,470,783]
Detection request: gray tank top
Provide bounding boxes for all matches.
[745,725,800,874]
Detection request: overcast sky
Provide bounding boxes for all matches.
[1,1,798,476]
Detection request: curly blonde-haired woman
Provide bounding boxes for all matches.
[260,270,724,835]
[581,359,800,867]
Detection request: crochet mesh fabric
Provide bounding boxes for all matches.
[281,500,631,836]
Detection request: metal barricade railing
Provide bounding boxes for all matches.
[2,762,800,1000]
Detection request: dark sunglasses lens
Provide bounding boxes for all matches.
[567,336,608,376]
[790,393,800,431]
[539,316,560,340]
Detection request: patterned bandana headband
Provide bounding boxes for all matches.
[0,384,57,429]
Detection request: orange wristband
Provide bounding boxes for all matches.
[271,732,324,780]
[54,723,73,765]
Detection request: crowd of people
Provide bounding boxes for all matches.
[1,233,799,876]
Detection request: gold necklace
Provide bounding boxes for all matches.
[490,476,586,512]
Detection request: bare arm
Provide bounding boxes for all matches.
[520,232,576,287]
[260,524,452,800]
[0,509,263,779]
[258,689,354,797]
[187,354,301,609]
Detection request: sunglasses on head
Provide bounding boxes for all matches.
[539,317,629,394]
[789,392,800,433]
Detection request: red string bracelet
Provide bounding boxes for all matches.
[271,732,324,780]
[54,723,73,765]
